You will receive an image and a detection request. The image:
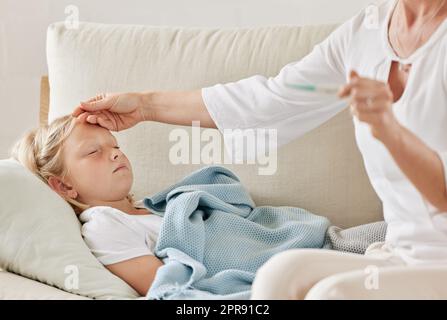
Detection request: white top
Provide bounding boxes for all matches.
[79,200,162,265]
[202,0,447,264]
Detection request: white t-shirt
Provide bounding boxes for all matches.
[201,0,447,264]
[78,200,163,265]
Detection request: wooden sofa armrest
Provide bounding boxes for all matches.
[40,76,49,126]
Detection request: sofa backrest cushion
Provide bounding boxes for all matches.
[46,22,382,229]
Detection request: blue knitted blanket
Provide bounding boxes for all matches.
[143,166,330,299]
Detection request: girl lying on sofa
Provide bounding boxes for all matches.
[12,113,392,299]
[12,114,164,296]
[10,114,386,299]
[6,113,364,298]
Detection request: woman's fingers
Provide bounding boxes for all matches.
[86,114,99,124]
[351,98,384,113]
[340,81,390,109]
[72,105,85,117]
[338,82,364,98]
[97,116,115,131]
[79,112,116,131]
[338,71,362,98]
[342,70,396,134]
[80,94,112,112]
[80,100,106,111]
[72,93,110,116]
[73,111,89,124]
[338,84,353,98]
[84,93,106,103]
[75,110,113,128]
[348,70,359,79]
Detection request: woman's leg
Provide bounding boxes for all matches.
[305,265,447,299]
[250,248,403,300]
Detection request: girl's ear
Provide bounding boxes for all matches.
[47,176,78,199]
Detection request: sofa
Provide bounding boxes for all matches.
[0,21,388,299]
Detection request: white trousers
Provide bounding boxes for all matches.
[251,242,447,299]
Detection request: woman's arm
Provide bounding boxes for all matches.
[140,90,217,128]
[378,122,447,213]
[339,71,447,213]
[74,13,356,140]
[105,255,164,297]
[72,90,216,131]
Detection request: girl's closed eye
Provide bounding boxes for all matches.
[86,145,119,156]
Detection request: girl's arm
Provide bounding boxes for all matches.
[105,255,164,296]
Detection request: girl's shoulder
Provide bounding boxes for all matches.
[79,205,126,224]
[79,206,143,246]
[78,206,140,238]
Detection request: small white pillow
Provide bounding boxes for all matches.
[0,158,139,299]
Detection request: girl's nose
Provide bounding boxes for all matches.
[111,149,120,160]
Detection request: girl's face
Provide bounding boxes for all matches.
[61,120,133,205]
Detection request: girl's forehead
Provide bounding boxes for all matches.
[69,122,116,146]
[74,120,112,136]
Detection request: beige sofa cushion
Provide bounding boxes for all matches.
[0,270,90,300]
[47,22,382,228]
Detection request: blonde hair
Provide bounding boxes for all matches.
[10,114,135,215]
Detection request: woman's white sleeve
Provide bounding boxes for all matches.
[81,212,153,266]
[202,17,355,149]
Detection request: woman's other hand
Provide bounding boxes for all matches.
[72,92,151,131]
[338,70,400,142]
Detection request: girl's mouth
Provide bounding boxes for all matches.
[113,164,127,173]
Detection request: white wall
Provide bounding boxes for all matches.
[0,0,375,158]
